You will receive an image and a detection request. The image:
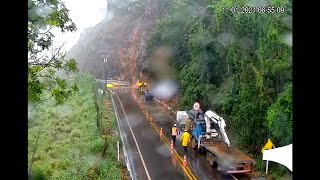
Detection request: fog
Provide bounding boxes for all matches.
[51,0,108,51]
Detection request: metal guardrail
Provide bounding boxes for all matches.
[107,80,130,86]
[109,89,134,179]
[96,79,130,86]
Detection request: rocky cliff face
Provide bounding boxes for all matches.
[67,0,163,83]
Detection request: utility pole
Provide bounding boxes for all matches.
[100,52,107,80]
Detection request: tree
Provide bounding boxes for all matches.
[147,0,292,153]
[266,83,292,146]
[28,0,79,107]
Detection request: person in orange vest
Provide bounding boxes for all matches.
[171,124,179,146]
[181,129,191,153]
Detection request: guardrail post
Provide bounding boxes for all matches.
[117,141,120,162]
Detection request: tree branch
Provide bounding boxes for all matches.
[28,48,50,62]
[43,43,66,69]
[29,95,54,112]
[38,27,53,35]
[28,43,66,69]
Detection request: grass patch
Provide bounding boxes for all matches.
[28,73,124,179]
[252,156,290,180]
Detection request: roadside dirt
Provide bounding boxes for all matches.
[103,97,130,180]
[87,94,130,180]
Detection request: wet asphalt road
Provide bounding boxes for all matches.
[111,87,250,180]
[111,88,188,180]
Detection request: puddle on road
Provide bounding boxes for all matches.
[149,110,165,118]
[155,144,171,158]
[140,128,156,140]
[123,113,143,128]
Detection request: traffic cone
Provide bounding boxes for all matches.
[160,127,163,137]
[183,155,187,167]
[170,140,174,150]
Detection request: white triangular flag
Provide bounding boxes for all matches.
[263,144,292,172]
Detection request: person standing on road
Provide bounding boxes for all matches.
[181,129,191,153]
[171,124,178,146]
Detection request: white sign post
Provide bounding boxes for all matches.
[117,141,120,162]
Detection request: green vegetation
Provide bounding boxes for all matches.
[28,74,122,179]
[28,1,128,179]
[148,0,292,178]
[28,0,79,105]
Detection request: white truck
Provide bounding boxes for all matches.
[176,109,255,174]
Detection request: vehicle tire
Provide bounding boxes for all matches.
[199,146,206,154]
[206,150,210,161]
[191,137,197,149]
[207,151,217,167]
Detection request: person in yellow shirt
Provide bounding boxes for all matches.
[181,129,191,153]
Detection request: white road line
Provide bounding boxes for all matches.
[109,89,135,179]
[153,98,177,115]
[114,92,152,180]
[153,100,178,123]
[230,174,238,180]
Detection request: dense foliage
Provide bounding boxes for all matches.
[147,0,292,154]
[28,0,79,105]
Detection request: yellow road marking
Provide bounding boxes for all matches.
[148,117,198,180]
[132,91,198,180]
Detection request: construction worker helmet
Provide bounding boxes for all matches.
[174,124,176,127]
